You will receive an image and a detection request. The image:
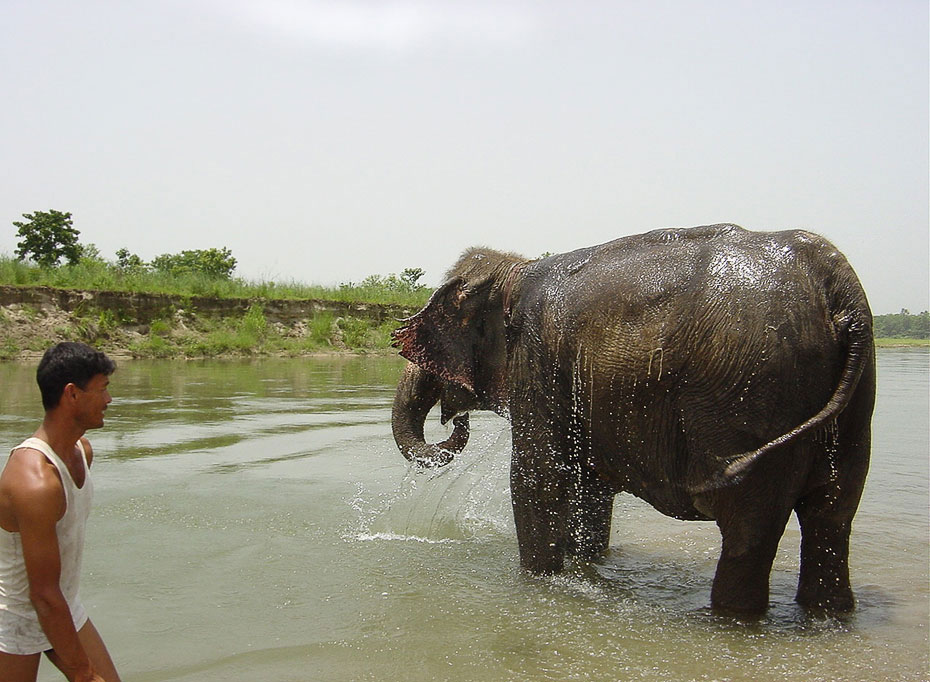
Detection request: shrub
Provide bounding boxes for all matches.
[151,247,237,280]
[239,303,268,342]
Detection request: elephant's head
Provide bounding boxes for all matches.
[391,248,525,467]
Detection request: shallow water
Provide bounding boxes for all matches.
[0,350,926,681]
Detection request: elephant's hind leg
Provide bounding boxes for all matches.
[794,509,854,613]
[710,481,795,616]
[712,515,793,616]
[794,415,870,613]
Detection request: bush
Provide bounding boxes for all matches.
[151,247,237,280]
[308,313,335,348]
[239,304,268,343]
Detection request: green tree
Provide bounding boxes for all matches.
[77,243,105,265]
[399,267,425,288]
[151,247,237,279]
[13,209,81,267]
[115,248,146,271]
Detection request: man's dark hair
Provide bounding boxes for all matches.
[36,342,116,411]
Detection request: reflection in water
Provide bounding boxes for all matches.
[0,352,925,682]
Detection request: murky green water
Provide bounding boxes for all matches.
[0,350,926,681]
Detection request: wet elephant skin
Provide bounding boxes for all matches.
[391,224,874,616]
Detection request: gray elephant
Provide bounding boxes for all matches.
[391,224,874,616]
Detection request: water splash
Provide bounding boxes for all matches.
[347,419,514,544]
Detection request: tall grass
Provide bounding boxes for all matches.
[0,256,432,307]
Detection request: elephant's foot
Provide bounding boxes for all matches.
[521,553,565,576]
[513,509,567,575]
[710,545,779,616]
[796,574,855,614]
[510,455,570,577]
[710,485,794,616]
[710,572,770,617]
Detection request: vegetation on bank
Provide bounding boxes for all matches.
[0,256,430,360]
[6,209,431,307]
[0,256,431,309]
[0,296,405,360]
[872,310,929,341]
[872,311,930,346]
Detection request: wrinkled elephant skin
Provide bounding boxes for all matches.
[391,224,874,616]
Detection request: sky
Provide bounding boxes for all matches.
[1,0,927,315]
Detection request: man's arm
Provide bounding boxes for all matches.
[9,452,103,682]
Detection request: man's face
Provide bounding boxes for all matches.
[74,373,112,429]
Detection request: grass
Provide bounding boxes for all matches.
[0,256,432,308]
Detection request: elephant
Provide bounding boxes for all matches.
[390,224,875,616]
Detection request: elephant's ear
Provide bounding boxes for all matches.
[392,276,492,393]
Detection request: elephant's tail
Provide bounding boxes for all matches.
[692,308,873,494]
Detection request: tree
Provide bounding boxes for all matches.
[13,209,82,267]
[77,242,105,265]
[151,247,237,279]
[115,248,146,272]
[399,268,425,288]
[350,268,429,295]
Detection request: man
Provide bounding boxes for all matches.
[0,342,120,682]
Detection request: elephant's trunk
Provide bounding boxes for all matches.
[392,362,470,467]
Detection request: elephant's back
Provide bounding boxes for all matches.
[532,224,863,325]
[521,225,861,410]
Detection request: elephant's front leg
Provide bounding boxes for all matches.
[510,439,571,575]
[567,480,614,561]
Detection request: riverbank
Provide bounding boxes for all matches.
[0,284,418,360]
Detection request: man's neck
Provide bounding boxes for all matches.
[35,414,85,461]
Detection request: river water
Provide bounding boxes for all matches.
[0,349,926,681]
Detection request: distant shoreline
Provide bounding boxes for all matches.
[874,338,930,348]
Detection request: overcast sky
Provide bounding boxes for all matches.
[1,1,927,314]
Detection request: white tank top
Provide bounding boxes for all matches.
[0,437,92,655]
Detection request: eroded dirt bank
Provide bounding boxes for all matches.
[0,285,418,360]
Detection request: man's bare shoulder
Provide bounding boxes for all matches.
[80,436,95,467]
[0,447,66,532]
